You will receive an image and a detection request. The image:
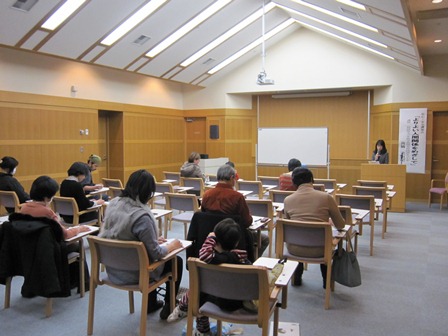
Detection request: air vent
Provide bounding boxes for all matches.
[11,0,38,12]
[339,7,360,19]
[133,35,151,46]
[202,58,215,65]
[417,8,448,21]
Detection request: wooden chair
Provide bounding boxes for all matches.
[314,179,337,191]
[108,186,123,199]
[87,236,177,336]
[269,190,294,204]
[186,257,279,336]
[428,172,448,210]
[258,176,280,189]
[357,180,387,188]
[353,185,388,239]
[335,194,375,256]
[313,184,326,192]
[235,180,264,199]
[153,182,174,208]
[207,174,217,182]
[275,219,336,309]
[1,218,80,317]
[180,177,205,197]
[164,192,199,239]
[101,178,124,189]
[246,199,275,257]
[0,190,21,215]
[337,205,358,254]
[163,171,181,185]
[52,196,101,226]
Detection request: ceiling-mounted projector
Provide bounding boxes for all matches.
[257,71,274,85]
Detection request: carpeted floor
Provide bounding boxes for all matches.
[1,202,447,336]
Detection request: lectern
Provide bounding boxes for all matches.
[360,164,406,212]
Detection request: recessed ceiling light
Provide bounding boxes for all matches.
[432,0,442,4]
[434,39,442,43]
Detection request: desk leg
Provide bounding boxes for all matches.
[79,238,85,297]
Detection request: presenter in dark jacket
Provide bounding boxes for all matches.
[0,156,30,212]
[372,139,389,164]
[60,162,105,224]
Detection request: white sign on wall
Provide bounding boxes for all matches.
[398,108,427,174]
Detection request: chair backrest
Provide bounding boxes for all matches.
[235,180,263,199]
[357,180,387,188]
[245,199,274,219]
[163,171,181,184]
[87,236,149,291]
[275,219,333,262]
[108,187,123,199]
[102,178,124,189]
[269,189,294,203]
[52,196,79,217]
[186,211,254,262]
[314,179,337,190]
[207,174,217,182]
[180,177,204,196]
[337,205,353,225]
[313,184,326,192]
[257,176,280,189]
[0,191,21,214]
[187,257,271,327]
[352,185,387,203]
[335,194,375,225]
[155,182,174,194]
[164,192,199,212]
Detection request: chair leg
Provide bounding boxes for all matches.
[87,283,96,335]
[4,277,11,309]
[370,221,374,256]
[428,192,432,207]
[140,291,148,336]
[324,264,332,309]
[267,226,273,257]
[186,309,194,336]
[45,298,53,317]
[272,305,279,336]
[217,320,223,336]
[381,210,387,239]
[129,291,135,314]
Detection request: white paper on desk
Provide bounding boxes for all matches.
[160,238,191,248]
[253,257,279,269]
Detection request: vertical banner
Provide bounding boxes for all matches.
[398,108,427,174]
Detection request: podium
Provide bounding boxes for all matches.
[198,157,228,176]
[360,164,406,212]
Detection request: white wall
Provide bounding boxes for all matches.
[0,47,185,110]
[184,29,448,109]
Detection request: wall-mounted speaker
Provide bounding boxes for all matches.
[210,125,219,139]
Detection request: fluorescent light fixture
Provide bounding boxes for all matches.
[277,4,386,48]
[146,0,232,58]
[272,91,352,98]
[291,0,377,32]
[181,2,275,67]
[41,0,86,30]
[208,18,295,75]
[296,19,394,60]
[336,0,366,11]
[101,0,168,46]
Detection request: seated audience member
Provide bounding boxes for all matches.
[201,164,269,257]
[180,152,203,178]
[168,219,250,334]
[81,154,106,200]
[225,161,240,180]
[60,162,105,224]
[283,168,345,287]
[21,175,90,239]
[0,156,30,212]
[279,158,302,191]
[99,169,183,319]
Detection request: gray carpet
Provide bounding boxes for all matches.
[1,202,447,336]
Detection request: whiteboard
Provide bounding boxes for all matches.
[257,128,328,166]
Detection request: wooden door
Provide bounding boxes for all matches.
[431,111,448,180]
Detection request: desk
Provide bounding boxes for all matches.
[152,209,173,238]
[65,225,99,297]
[0,215,8,225]
[238,190,253,197]
[253,257,298,333]
[163,179,178,184]
[337,183,347,190]
[173,186,194,193]
[88,187,109,197]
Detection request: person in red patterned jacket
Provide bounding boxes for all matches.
[167,219,250,335]
[279,158,302,191]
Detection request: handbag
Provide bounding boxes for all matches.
[331,237,361,287]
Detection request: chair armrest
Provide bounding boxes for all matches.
[78,206,101,216]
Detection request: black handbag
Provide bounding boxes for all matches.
[331,237,361,287]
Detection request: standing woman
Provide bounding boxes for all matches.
[100,169,183,319]
[0,156,30,212]
[372,139,389,164]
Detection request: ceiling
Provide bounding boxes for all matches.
[1,0,447,87]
